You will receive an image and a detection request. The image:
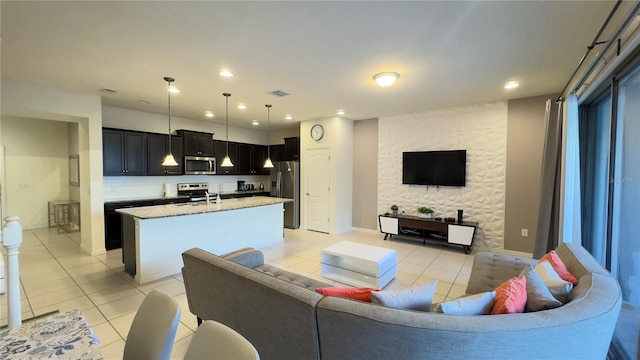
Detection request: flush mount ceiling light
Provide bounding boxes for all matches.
[220,93,234,168]
[161,76,179,167]
[373,72,399,87]
[137,99,150,104]
[504,81,520,89]
[252,120,260,126]
[264,104,274,169]
[219,70,234,78]
[285,115,292,120]
[238,104,247,110]
[337,110,345,116]
[205,111,214,118]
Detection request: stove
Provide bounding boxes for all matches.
[177,183,211,201]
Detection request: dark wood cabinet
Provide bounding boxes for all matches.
[284,136,300,161]
[237,144,270,175]
[214,140,238,175]
[103,128,146,176]
[270,144,285,162]
[147,133,183,175]
[179,130,214,156]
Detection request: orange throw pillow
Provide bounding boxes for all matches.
[491,276,527,315]
[538,250,579,285]
[316,287,381,302]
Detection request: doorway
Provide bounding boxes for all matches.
[305,148,330,233]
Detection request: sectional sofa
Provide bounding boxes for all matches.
[181,243,621,360]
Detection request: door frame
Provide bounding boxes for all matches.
[302,146,331,233]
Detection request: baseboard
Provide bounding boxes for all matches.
[350,227,380,235]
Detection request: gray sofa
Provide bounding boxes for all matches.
[182,243,621,360]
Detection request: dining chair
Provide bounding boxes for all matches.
[123,289,181,360]
[183,320,260,360]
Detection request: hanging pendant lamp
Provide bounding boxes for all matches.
[220,93,234,167]
[263,104,274,168]
[161,76,179,167]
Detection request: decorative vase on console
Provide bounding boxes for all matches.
[417,206,434,219]
[390,204,399,217]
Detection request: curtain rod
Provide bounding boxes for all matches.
[555,0,623,103]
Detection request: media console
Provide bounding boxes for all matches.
[378,214,478,254]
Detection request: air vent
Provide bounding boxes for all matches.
[269,90,290,97]
[98,88,117,94]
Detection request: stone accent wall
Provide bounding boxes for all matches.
[378,102,507,250]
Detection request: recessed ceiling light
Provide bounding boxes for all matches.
[205,111,214,118]
[137,100,150,104]
[373,72,400,87]
[238,104,247,110]
[285,115,293,120]
[504,81,519,89]
[252,120,260,126]
[337,110,345,116]
[219,70,234,78]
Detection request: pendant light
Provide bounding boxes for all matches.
[161,76,179,167]
[263,104,274,168]
[220,93,234,167]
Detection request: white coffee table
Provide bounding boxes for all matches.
[321,241,397,288]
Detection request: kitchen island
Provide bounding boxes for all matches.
[117,196,291,285]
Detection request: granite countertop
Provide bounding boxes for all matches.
[104,190,269,204]
[116,196,292,219]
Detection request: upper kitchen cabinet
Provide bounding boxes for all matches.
[214,140,238,175]
[270,144,285,162]
[103,128,147,176]
[178,130,214,156]
[238,144,270,175]
[147,133,183,175]
[284,136,300,161]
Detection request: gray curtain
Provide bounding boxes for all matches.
[533,99,563,259]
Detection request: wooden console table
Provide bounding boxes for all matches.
[378,214,478,253]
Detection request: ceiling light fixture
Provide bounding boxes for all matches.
[252,120,260,126]
[219,70,234,78]
[337,110,345,116]
[238,104,247,110]
[137,99,150,104]
[161,77,179,167]
[373,72,399,87]
[285,115,292,120]
[205,111,214,118]
[264,104,274,169]
[504,81,520,89]
[220,93,234,168]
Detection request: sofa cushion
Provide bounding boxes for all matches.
[539,250,579,285]
[534,260,573,304]
[434,291,496,315]
[371,282,438,311]
[491,276,527,314]
[519,265,562,312]
[465,252,536,295]
[254,264,332,291]
[316,287,380,302]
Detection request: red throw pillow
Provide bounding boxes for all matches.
[491,276,527,315]
[316,287,381,302]
[538,250,579,285]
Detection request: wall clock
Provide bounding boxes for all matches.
[310,124,324,141]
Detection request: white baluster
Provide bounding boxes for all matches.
[3,216,22,329]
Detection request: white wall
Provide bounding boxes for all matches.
[102,105,268,144]
[268,127,300,145]
[378,102,508,250]
[300,116,353,234]
[1,80,104,255]
[1,116,70,229]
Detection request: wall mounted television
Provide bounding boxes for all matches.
[402,150,467,186]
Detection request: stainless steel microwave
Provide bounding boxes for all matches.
[184,156,216,175]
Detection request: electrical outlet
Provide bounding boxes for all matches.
[521,228,529,237]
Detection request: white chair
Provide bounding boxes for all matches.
[184,320,259,360]
[123,289,181,360]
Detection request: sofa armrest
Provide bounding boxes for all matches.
[221,247,264,268]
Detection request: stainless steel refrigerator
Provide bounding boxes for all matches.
[270,161,300,229]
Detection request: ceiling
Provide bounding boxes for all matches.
[1,1,615,130]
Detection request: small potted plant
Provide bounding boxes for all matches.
[417,206,434,219]
[390,204,399,217]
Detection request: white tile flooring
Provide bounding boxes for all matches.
[1,227,474,359]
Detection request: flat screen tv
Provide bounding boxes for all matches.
[402,150,466,186]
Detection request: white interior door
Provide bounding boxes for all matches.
[305,148,330,233]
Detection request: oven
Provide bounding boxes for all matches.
[184,156,216,175]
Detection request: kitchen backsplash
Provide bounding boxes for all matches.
[103,175,270,200]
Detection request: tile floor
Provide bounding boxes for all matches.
[1,226,475,359]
